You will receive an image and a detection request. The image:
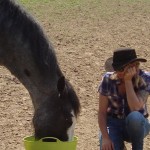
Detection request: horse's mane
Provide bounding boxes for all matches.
[0,0,58,77]
[66,80,80,117]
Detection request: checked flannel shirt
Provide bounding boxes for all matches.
[98,70,150,119]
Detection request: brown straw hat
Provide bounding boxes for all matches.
[105,48,147,72]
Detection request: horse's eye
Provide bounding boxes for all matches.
[65,118,72,126]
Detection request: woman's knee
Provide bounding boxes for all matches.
[126,111,145,129]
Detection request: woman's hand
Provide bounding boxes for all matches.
[124,66,144,110]
[102,137,114,150]
[124,67,137,81]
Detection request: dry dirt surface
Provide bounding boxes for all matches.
[1,0,150,149]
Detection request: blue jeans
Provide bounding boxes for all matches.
[99,111,150,150]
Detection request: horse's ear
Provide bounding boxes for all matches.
[57,76,65,94]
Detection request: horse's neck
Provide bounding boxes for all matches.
[0,0,61,107]
[5,62,59,105]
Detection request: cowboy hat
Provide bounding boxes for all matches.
[104,48,147,72]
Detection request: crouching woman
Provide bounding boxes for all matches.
[98,48,150,150]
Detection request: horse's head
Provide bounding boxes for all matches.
[33,76,80,141]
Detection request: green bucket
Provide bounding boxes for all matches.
[23,136,78,150]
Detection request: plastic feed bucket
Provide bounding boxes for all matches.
[23,136,78,150]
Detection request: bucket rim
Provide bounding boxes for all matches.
[23,136,78,143]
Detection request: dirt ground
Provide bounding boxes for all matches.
[1,0,150,149]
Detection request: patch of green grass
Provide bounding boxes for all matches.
[18,0,86,20]
[17,0,150,22]
[19,0,83,9]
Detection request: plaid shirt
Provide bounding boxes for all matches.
[98,70,150,119]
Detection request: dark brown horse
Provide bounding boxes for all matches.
[0,0,80,141]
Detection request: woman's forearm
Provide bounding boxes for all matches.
[98,112,109,138]
[125,80,143,111]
